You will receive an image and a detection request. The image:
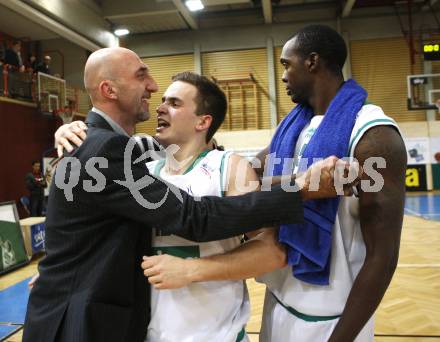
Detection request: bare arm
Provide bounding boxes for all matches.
[252,145,270,178]
[328,126,406,341]
[142,153,287,289]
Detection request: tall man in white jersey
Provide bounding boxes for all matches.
[141,25,407,341]
[250,25,405,341]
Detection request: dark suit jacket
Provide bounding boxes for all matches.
[4,48,20,68]
[23,111,304,342]
[25,173,46,198]
[35,62,51,75]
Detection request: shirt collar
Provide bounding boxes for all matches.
[92,107,130,137]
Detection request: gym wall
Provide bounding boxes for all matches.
[0,101,60,204]
[202,48,270,131]
[274,46,294,123]
[350,37,425,122]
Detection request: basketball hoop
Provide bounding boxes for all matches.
[435,99,440,113]
[57,108,74,124]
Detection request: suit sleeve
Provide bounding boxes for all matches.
[94,135,304,242]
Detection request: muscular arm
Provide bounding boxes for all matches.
[142,154,287,289]
[328,126,406,341]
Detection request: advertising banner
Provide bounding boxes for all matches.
[406,164,428,191]
[0,202,29,274]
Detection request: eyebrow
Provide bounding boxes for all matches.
[162,96,182,103]
[136,65,149,75]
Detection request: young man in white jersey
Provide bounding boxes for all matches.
[142,71,289,342]
[142,25,407,341]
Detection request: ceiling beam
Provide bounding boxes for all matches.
[0,0,103,50]
[106,10,178,20]
[342,0,357,18]
[262,0,272,24]
[172,0,198,30]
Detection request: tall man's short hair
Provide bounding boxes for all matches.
[292,25,347,75]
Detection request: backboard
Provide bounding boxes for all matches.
[407,73,440,110]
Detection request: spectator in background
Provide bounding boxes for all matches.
[26,55,37,73]
[0,43,5,64]
[4,40,25,72]
[36,55,51,75]
[25,160,47,216]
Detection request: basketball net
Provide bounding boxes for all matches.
[57,109,74,124]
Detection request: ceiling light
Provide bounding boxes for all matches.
[185,0,204,11]
[114,28,129,37]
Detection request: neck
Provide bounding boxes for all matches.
[164,139,210,175]
[94,103,135,136]
[308,74,344,116]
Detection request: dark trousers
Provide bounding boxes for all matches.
[30,195,44,216]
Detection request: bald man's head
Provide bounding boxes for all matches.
[84,47,138,102]
[83,47,158,132]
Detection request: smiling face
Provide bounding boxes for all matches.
[112,51,158,124]
[280,37,313,105]
[155,81,211,147]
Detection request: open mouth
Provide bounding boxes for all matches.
[156,118,170,132]
[141,93,150,103]
[286,88,292,96]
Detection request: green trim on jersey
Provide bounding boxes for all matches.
[348,118,396,154]
[154,160,165,176]
[219,151,232,197]
[235,327,246,342]
[152,245,200,258]
[152,149,211,176]
[183,149,210,174]
[272,292,340,322]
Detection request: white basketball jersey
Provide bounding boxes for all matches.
[258,104,399,317]
[146,149,250,342]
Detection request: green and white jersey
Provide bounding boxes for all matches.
[258,104,398,325]
[146,149,250,342]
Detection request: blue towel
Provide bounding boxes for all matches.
[269,79,367,285]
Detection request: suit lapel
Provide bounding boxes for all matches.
[85,111,115,132]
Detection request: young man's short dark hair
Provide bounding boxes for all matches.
[292,25,347,75]
[172,71,227,143]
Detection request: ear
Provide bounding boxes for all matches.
[306,52,319,72]
[195,114,213,132]
[100,80,118,100]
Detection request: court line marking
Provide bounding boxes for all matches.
[397,263,440,268]
[404,207,422,216]
[374,334,440,338]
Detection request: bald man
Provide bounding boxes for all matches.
[22,48,345,342]
[36,55,52,75]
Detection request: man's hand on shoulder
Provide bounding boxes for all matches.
[54,120,88,157]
